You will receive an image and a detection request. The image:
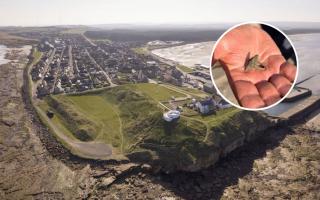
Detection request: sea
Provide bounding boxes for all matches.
[0,45,10,65]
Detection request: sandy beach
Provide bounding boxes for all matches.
[152,41,214,68]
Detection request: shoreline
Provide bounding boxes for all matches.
[0,44,10,65]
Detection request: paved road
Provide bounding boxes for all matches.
[51,46,66,93]
[32,48,55,97]
[68,45,74,78]
[82,33,96,47]
[85,49,117,87]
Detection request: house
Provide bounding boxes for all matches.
[203,82,216,94]
[196,98,216,115]
[217,99,232,109]
[137,70,148,83]
[146,61,158,67]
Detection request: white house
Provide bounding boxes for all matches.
[195,98,216,114]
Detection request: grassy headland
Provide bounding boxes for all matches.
[37,83,272,171]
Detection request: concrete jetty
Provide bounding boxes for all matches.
[279,95,320,123]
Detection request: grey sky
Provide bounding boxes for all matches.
[0,0,319,26]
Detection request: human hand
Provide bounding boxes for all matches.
[212,25,296,108]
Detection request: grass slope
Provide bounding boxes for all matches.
[176,64,194,73]
[126,83,186,101]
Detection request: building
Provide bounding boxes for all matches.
[196,98,216,115]
[163,110,180,122]
[217,99,232,109]
[203,82,216,94]
[146,60,158,67]
[137,70,148,83]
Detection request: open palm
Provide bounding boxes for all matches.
[212,25,296,108]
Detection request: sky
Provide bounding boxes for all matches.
[0,0,319,26]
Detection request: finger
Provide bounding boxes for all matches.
[256,81,281,106]
[233,80,260,100]
[233,80,265,108]
[263,55,286,77]
[240,95,266,108]
[244,70,269,84]
[280,62,296,82]
[269,74,292,96]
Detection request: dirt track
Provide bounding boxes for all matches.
[36,107,113,159]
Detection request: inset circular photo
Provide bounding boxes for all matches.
[210,22,298,110]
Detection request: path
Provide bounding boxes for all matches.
[36,107,113,159]
[162,83,206,98]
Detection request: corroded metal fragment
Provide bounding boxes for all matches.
[245,55,265,71]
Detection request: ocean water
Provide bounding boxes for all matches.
[152,41,214,68]
[0,45,9,65]
[290,33,320,95]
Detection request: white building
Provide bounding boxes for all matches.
[163,110,180,122]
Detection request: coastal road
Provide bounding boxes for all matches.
[32,48,55,97]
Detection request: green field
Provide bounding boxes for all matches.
[132,47,149,55]
[32,49,42,63]
[61,28,87,34]
[163,84,209,98]
[176,64,194,73]
[41,83,183,154]
[126,83,187,101]
[66,95,123,150]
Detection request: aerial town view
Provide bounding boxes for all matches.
[0,0,320,199]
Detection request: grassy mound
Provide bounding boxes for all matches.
[46,95,101,141]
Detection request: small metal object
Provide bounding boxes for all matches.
[244,55,265,71]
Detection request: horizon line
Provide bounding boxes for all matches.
[1,21,320,28]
